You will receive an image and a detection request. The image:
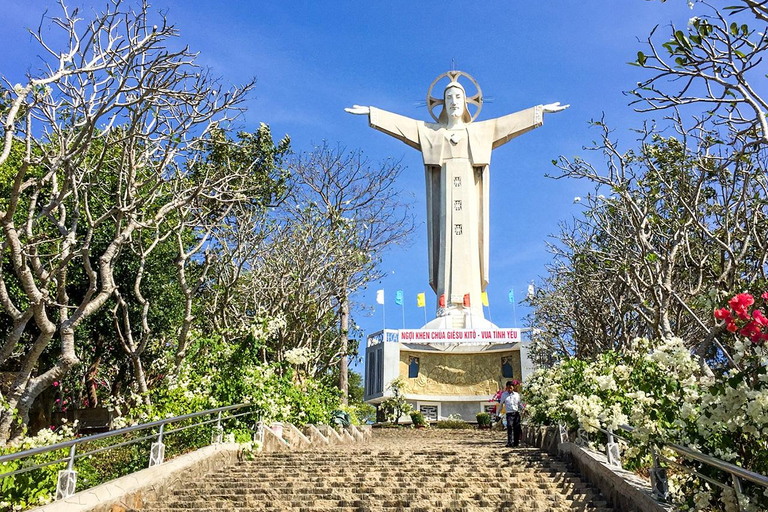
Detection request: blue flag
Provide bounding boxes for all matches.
[508,288,515,304]
[395,290,404,306]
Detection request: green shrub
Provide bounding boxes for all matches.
[409,411,426,427]
[435,419,472,429]
[476,412,492,426]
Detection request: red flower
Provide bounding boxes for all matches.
[714,308,732,320]
[52,381,59,387]
[753,309,768,327]
[762,292,768,300]
[729,293,754,320]
[739,321,762,340]
[727,321,738,332]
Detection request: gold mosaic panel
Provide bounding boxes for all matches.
[398,350,521,396]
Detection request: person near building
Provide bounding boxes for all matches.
[498,380,522,447]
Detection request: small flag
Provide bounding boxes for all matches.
[527,283,534,298]
[508,288,515,303]
[481,291,489,307]
[376,289,385,305]
[463,293,471,307]
[417,293,426,308]
[395,290,403,306]
[439,294,446,308]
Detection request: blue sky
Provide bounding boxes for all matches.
[1,1,701,371]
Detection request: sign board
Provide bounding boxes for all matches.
[398,328,521,343]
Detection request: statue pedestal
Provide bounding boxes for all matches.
[364,326,535,424]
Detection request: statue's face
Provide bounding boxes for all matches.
[444,86,465,119]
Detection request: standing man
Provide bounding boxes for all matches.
[499,380,522,447]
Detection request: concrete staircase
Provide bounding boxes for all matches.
[137,429,614,512]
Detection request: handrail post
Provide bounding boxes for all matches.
[149,423,166,467]
[211,411,224,444]
[256,420,265,447]
[605,427,622,468]
[576,427,589,447]
[731,473,745,512]
[55,444,78,500]
[649,446,668,500]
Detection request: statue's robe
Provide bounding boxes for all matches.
[369,106,543,317]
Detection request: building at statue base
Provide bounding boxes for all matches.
[364,327,535,422]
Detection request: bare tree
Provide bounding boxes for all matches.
[633,1,768,144]
[533,114,768,367]
[287,144,415,402]
[0,0,254,442]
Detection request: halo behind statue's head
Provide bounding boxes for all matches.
[427,70,483,124]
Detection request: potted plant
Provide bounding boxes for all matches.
[410,411,427,428]
[476,412,492,429]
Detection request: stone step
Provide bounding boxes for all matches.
[169,487,599,502]
[198,476,589,492]
[135,430,615,512]
[157,499,611,511]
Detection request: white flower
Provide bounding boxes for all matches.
[285,347,311,366]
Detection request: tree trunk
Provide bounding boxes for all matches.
[339,295,349,406]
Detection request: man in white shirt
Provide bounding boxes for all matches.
[498,380,522,447]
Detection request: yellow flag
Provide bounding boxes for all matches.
[417,292,426,308]
[481,291,489,307]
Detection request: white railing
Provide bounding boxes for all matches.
[0,403,258,501]
[555,421,768,511]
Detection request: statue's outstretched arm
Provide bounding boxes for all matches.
[543,102,570,113]
[489,103,569,149]
[347,105,420,150]
[345,105,370,115]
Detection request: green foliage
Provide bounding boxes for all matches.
[378,378,412,425]
[475,412,492,426]
[434,419,473,430]
[525,335,768,511]
[409,411,426,427]
[330,410,351,427]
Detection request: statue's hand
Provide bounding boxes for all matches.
[345,105,370,115]
[542,102,570,113]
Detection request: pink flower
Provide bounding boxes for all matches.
[714,308,732,321]
[729,293,754,320]
[739,321,762,341]
[753,309,768,327]
[52,381,59,387]
[762,292,768,300]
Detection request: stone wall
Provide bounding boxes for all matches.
[398,349,521,396]
[521,425,672,512]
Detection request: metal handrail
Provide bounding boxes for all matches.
[0,402,256,483]
[0,403,251,465]
[558,419,768,510]
[612,424,768,488]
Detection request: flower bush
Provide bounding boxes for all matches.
[525,293,768,511]
[1,319,342,511]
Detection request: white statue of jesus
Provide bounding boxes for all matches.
[346,71,568,328]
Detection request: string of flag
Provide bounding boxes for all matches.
[372,285,533,328]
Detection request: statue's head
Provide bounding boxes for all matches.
[439,81,472,124]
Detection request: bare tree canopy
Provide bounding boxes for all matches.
[0,0,266,443]
[529,0,768,370]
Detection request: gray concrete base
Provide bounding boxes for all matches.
[30,443,242,512]
[522,425,672,512]
[29,421,368,512]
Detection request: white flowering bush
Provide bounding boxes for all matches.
[284,347,312,366]
[0,423,79,510]
[525,317,768,511]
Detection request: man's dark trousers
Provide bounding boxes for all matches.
[506,411,521,447]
